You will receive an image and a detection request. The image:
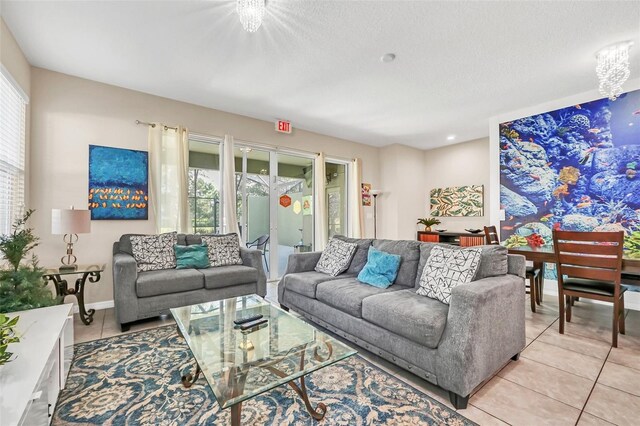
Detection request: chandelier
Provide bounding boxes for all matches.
[595,41,633,101]
[237,0,266,33]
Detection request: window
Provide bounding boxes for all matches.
[188,137,221,234]
[0,70,27,235]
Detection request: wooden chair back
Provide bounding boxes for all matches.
[552,230,624,285]
[484,226,500,245]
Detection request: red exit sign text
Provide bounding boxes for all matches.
[275,120,292,134]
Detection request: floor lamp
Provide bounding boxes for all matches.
[370,189,382,238]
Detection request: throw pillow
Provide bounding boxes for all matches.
[130,232,178,272]
[175,244,210,269]
[416,246,482,304]
[201,233,243,267]
[315,238,358,277]
[357,246,401,288]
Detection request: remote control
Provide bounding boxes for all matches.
[240,318,268,331]
[234,314,263,325]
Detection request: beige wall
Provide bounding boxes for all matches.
[29,68,380,305]
[377,144,427,240]
[422,137,490,232]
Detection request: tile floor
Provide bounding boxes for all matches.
[73,283,640,425]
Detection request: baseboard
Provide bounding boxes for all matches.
[542,279,640,311]
[72,300,114,314]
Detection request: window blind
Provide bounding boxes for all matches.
[0,70,27,235]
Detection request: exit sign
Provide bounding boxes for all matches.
[276,120,292,134]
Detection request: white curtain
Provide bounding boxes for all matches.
[148,124,190,234]
[348,158,365,238]
[314,152,328,250]
[222,134,240,235]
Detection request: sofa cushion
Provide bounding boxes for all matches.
[282,271,352,299]
[333,235,373,274]
[201,234,244,267]
[119,233,186,255]
[362,289,449,349]
[357,246,401,288]
[415,243,508,287]
[416,246,482,304]
[372,239,420,287]
[315,238,358,276]
[316,277,402,318]
[130,232,178,272]
[200,265,258,289]
[136,269,204,298]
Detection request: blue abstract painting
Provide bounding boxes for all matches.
[499,89,640,260]
[88,145,148,220]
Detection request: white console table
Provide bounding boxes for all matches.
[0,304,74,426]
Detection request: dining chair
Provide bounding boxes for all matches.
[484,226,542,313]
[247,234,270,272]
[552,230,625,347]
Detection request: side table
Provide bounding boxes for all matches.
[43,264,106,325]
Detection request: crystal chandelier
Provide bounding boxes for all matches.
[237,0,266,33]
[596,41,633,101]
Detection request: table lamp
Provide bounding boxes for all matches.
[51,207,91,270]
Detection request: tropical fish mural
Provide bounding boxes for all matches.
[88,145,149,220]
[499,89,640,260]
[430,185,484,217]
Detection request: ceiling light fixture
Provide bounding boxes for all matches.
[237,0,266,33]
[381,53,396,63]
[596,41,633,101]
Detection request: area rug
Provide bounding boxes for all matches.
[53,325,475,425]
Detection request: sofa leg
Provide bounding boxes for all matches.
[448,391,469,409]
[280,304,290,311]
[120,323,131,332]
[511,352,521,361]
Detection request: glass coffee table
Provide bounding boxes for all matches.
[171,295,356,425]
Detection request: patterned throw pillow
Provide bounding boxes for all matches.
[200,234,243,267]
[416,246,482,304]
[130,232,178,272]
[315,238,358,277]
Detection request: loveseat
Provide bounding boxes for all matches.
[113,233,267,331]
[277,236,526,409]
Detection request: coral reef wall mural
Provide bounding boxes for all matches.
[88,145,149,220]
[499,89,640,259]
[430,185,484,217]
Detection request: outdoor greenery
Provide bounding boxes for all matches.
[0,313,20,365]
[0,210,59,313]
[188,168,220,234]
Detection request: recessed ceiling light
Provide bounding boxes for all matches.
[447,135,456,141]
[381,53,396,63]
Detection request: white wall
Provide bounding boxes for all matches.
[29,68,380,305]
[422,137,490,232]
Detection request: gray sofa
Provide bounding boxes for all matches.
[113,233,267,331]
[278,236,526,409]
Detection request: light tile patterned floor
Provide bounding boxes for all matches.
[73,283,640,425]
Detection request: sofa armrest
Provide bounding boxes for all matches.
[507,254,526,278]
[435,274,526,397]
[112,252,138,325]
[283,251,322,274]
[240,247,267,297]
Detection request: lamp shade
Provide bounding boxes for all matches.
[51,209,91,235]
[370,189,382,195]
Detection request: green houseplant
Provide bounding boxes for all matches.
[417,217,442,232]
[0,313,20,366]
[0,210,59,313]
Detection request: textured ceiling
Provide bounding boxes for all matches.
[2,1,639,149]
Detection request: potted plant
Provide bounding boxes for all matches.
[0,210,59,313]
[417,217,442,232]
[0,313,20,366]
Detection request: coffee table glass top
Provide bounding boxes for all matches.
[171,295,356,409]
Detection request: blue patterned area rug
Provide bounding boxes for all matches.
[53,325,475,425]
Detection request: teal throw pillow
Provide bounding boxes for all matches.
[175,244,210,269]
[357,246,401,288]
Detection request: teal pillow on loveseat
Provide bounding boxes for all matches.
[175,244,210,269]
[357,246,401,288]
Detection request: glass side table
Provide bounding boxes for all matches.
[43,264,106,325]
